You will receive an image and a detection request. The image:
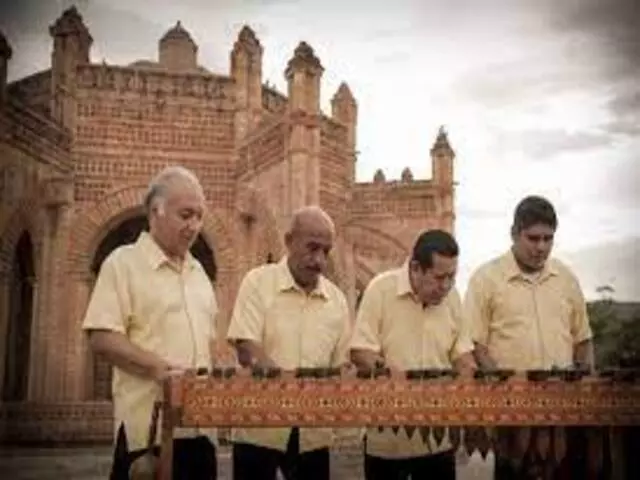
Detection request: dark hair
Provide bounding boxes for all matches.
[411,229,459,270]
[512,195,557,233]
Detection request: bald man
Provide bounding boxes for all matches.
[227,206,351,480]
[83,166,220,480]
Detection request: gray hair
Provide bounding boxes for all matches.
[144,165,203,215]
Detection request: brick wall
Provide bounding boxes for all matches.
[319,117,351,227]
[0,402,112,444]
[6,70,52,118]
[0,10,455,444]
[73,65,236,208]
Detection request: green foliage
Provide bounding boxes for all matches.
[588,299,640,368]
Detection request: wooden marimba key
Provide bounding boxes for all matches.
[157,367,640,479]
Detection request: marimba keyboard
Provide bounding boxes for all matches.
[156,368,640,480]
[163,367,640,428]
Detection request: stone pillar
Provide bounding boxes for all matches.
[230,26,263,140]
[284,42,323,217]
[0,271,10,398]
[430,126,456,234]
[344,242,357,321]
[65,273,95,400]
[49,6,92,128]
[31,175,74,401]
[331,82,358,183]
[0,31,12,104]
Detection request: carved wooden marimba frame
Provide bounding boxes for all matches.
[157,367,640,480]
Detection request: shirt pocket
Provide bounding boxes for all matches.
[541,292,574,347]
[304,313,343,366]
[185,276,216,337]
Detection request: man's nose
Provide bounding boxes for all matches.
[536,240,549,251]
[188,217,203,231]
[313,252,328,269]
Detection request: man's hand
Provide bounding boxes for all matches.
[88,330,184,383]
[234,339,278,369]
[472,342,498,370]
[453,352,477,378]
[151,361,190,383]
[211,340,239,369]
[350,348,386,371]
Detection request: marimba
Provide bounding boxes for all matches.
[157,367,640,479]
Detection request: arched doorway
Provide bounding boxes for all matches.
[88,215,217,400]
[3,231,35,401]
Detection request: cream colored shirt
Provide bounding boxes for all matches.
[82,231,218,451]
[226,257,351,453]
[349,262,473,459]
[464,250,593,370]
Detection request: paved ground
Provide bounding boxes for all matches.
[0,444,494,479]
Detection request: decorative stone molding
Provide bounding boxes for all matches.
[41,175,73,208]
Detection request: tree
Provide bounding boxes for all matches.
[588,284,640,368]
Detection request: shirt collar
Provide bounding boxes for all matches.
[137,231,196,271]
[396,259,415,297]
[276,256,329,299]
[501,249,558,282]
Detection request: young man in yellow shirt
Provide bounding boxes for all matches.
[464,195,594,478]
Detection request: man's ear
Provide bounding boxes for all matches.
[408,259,419,274]
[510,224,518,243]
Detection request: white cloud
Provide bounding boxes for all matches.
[1,0,637,299]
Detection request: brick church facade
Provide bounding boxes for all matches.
[0,7,455,443]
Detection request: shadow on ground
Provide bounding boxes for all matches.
[0,444,494,479]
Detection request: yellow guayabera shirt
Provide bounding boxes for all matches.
[226,257,351,453]
[82,231,218,452]
[464,250,593,370]
[349,263,474,459]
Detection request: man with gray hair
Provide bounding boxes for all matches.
[83,165,220,479]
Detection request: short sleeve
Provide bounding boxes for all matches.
[567,273,593,344]
[348,279,383,354]
[226,270,264,344]
[82,253,131,335]
[330,295,353,367]
[448,289,474,360]
[463,270,491,347]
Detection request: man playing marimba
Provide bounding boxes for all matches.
[349,229,476,480]
[226,205,351,480]
[82,166,220,480]
[464,195,595,478]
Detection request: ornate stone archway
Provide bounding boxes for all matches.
[67,185,238,278]
[0,198,43,277]
[65,185,241,399]
[0,198,44,402]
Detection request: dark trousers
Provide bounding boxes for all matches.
[109,424,217,480]
[364,450,456,480]
[232,427,330,480]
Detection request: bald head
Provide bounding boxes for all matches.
[285,206,335,291]
[288,205,335,239]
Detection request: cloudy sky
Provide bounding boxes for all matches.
[1,0,638,300]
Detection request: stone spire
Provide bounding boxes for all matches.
[431,125,454,156]
[231,25,264,139]
[285,42,324,113]
[159,21,198,71]
[49,6,92,63]
[49,6,92,125]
